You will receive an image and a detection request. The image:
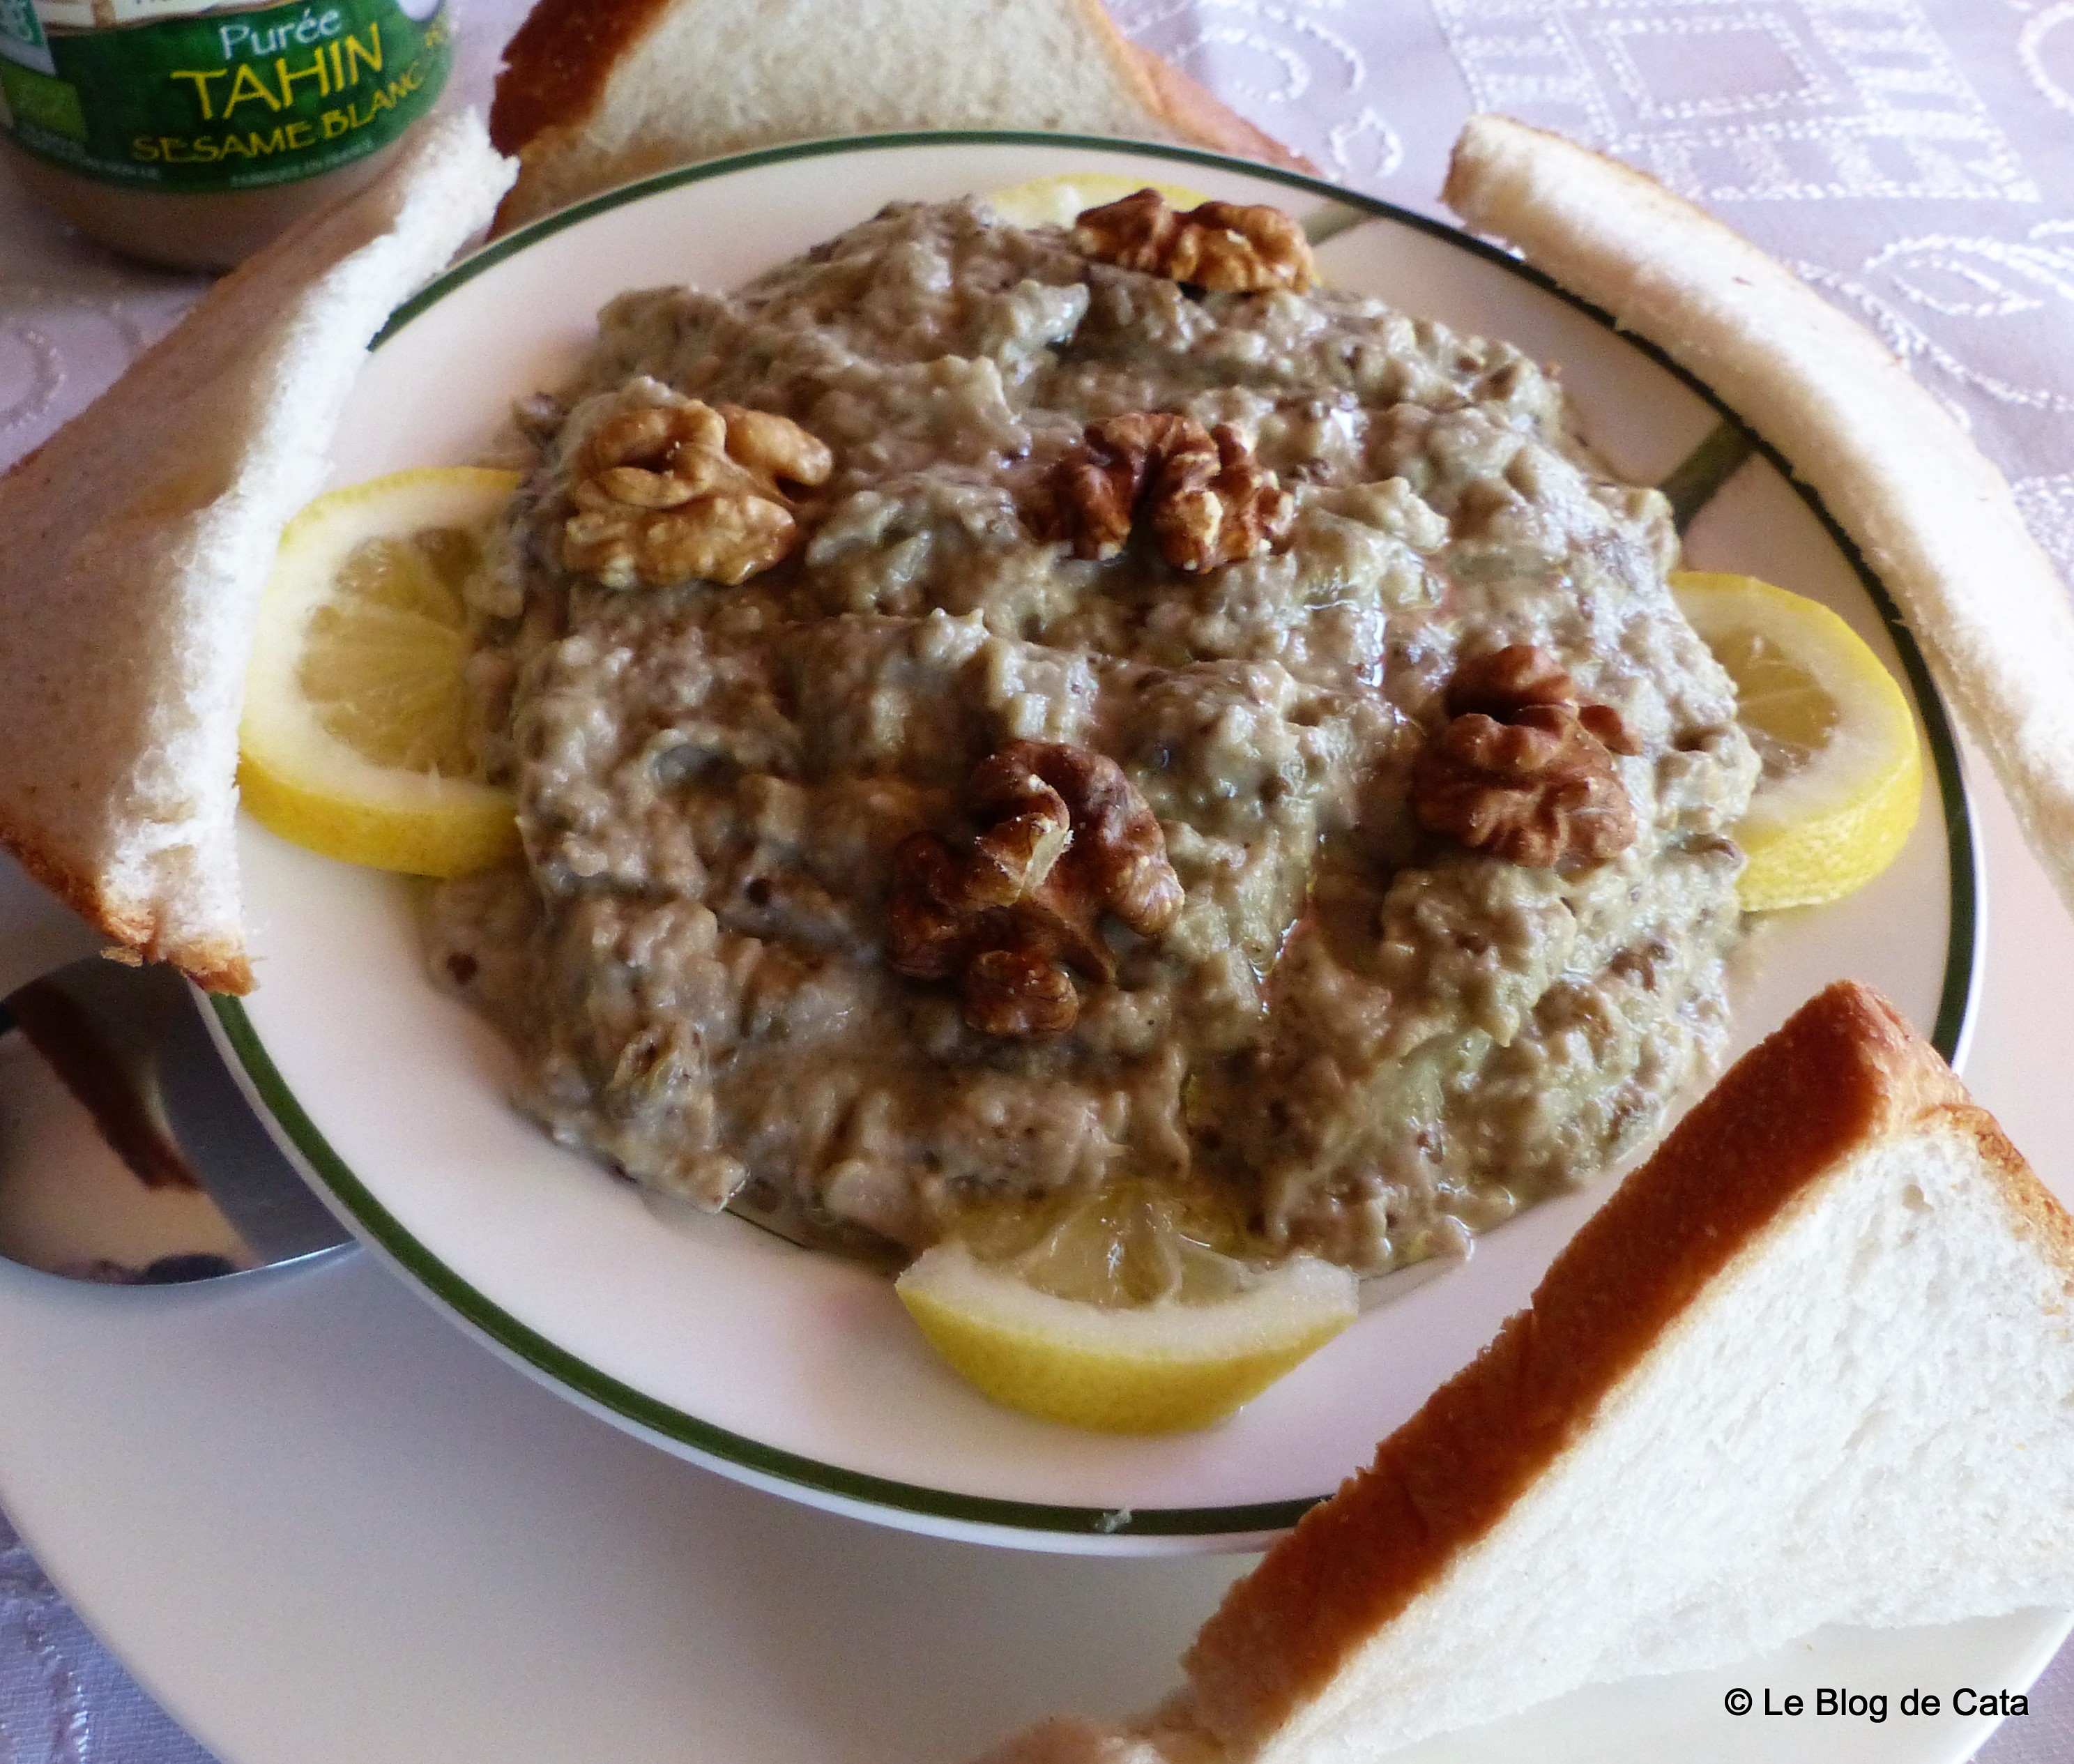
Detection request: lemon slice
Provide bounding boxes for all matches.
[1671,571,1923,911]
[984,171,1212,229]
[897,1181,1357,1433]
[240,467,523,877]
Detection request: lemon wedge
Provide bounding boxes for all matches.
[240,467,523,877]
[1671,570,1923,911]
[897,1182,1357,1433]
[984,171,1212,229]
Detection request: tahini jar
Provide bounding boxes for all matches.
[0,0,453,269]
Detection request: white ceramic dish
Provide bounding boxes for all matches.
[211,135,1980,1551]
[9,716,2074,1764]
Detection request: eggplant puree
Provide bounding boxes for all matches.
[429,197,1759,1275]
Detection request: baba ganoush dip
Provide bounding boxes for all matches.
[430,192,1760,1277]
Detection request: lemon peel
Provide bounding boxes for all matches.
[240,466,522,877]
[897,1235,1357,1434]
[1672,570,1923,911]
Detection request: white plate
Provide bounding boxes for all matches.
[213,136,1981,1549]
[3,743,2070,1764]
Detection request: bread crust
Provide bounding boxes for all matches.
[1928,1097,2074,1279]
[0,819,254,994]
[488,0,1315,234]
[1441,113,2074,933]
[487,0,674,157]
[1182,981,2047,1749]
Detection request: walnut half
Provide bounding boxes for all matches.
[1072,188,1316,294]
[888,741,1183,1037]
[562,397,833,590]
[1412,646,1642,869]
[1050,412,1295,572]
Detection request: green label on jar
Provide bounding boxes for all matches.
[0,0,451,192]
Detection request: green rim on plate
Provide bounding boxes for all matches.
[217,130,1978,1543]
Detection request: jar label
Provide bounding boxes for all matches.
[0,0,451,192]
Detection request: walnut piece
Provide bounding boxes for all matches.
[1072,188,1316,294]
[1051,412,1295,572]
[963,948,1079,1039]
[1412,645,1642,868]
[887,741,1183,1037]
[562,397,832,590]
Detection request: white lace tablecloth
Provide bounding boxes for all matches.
[3,1,2073,1758]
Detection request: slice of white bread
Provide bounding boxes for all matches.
[0,112,514,993]
[1442,114,2074,932]
[487,0,1313,234]
[978,980,2074,1763]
